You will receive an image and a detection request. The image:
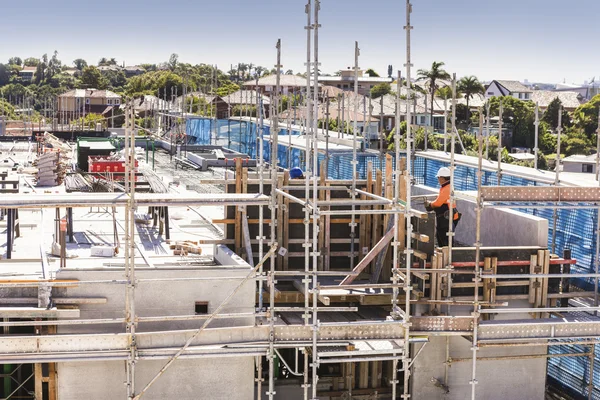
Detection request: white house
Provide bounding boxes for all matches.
[562,154,598,174]
[485,80,532,100]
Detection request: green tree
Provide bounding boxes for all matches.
[73,59,88,70]
[417,61,450,135]
[542,97,572,130]
[125,71,183,97]
[538,121,558,154]
[573,94,600,136]
[168,53,179,71]
[214,82,240,97]
[102,70,127,89]
[0,64,9,86]
[458,76,484,122]
[365,68,380,77]
[23,58,39,67]
[488,96,535,149]
[8,57,22,66]
[370,83,391,99]
[81,66,108,89]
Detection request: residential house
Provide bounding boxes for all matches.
[562,154,598,174]
[19,66,37,82]
[57,89,122,123]
[530,90,585,112]
[554,82,600,100]
[63,68,81,77]
[97,65,121,73]
[318,69,392,96]
[221,90,271,117]
[130,95,173,118]
[485,80,532,100]
[243,75,311,96]
[124,66,145,77]
[173,92,229,119]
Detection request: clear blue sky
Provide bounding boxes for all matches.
[1,0,597,84]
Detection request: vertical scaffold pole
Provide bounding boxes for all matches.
[267,39,282,400]
[552,107,563,255]
[303,1,313,335]
[257,76,265,311]
[470,111,484,400]
[350,41,360,271]
[124,101,137,400]
[401,1,414,398]
[534,102,539,170]
[311,4,321,400]
[497,100,503,185]
[446,74,458,303]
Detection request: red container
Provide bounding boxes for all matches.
[88,156,138,179]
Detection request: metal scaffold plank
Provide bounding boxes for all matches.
[479,317,600,340]
[480,186,600,203]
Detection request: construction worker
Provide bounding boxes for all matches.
[289,167,305,179]
[425,167,461,247]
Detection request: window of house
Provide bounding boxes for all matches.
[107,99,112,105]
[195,301,209,314]
[487,92,494,96]
[337,84,341,88]
[115,99,120,105]
[582,164,594,173]
[420,116,426,124]
[85,98,90,104]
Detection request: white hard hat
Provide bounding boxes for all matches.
[436,167,451,178]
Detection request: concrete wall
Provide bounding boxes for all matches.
[55,245,256,399]
[411,335,547,400]
[413,185,548,247]
[58,357,254,400]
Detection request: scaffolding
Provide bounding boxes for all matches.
[2,2,600,400]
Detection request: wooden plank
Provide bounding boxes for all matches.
[276,174,285,269]
[529,255,537,304]
[359,362,369,389]
[382,154,393,283]
[482,257,491,320]
[430,254,438,313]
[48,326,57,400]
[491,257,498,304]
[319,161,326,271]
[371,361,382,389]
[371,169,383,272]
[365,161,373,259]
[341,226,396,285]
[282,172,290,271]
[535,250,544,314]
[234,158,242,254]
[241,209,254,267]
[412,233,429,243]
[541,250,550,316]
[34,363,43,400]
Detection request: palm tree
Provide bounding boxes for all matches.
[417,61,450,147]
[458,76,484,123]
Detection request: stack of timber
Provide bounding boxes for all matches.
[170,240,202,256]
[65,173,92,192]
[34,150,69,187]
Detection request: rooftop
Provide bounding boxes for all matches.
[493,80,533,93]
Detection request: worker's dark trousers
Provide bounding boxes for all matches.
[436,215,459,247]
